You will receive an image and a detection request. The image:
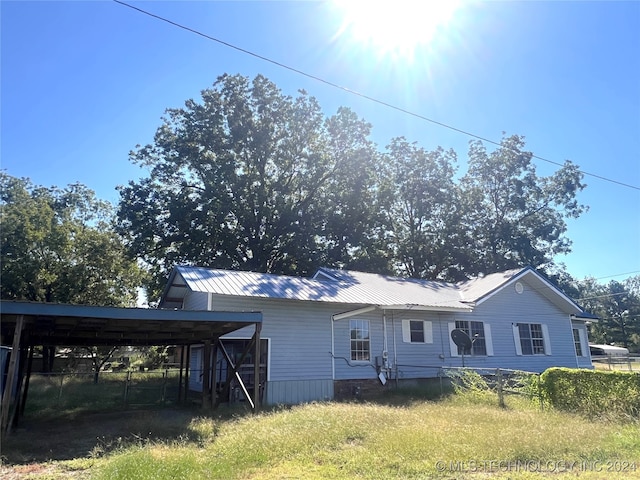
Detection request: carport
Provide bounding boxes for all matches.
[0,301,262,433]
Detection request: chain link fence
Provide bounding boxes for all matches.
[23,369,184,417]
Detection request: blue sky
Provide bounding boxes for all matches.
[2,1,639,283]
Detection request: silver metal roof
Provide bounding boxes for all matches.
[167,266,473,311]
[160,264,591,316]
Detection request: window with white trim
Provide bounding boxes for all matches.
[455,320,487,355]
[402,320,433,344]
[573,328,584,357]
[518,323,545,355]
[350,319,370,361]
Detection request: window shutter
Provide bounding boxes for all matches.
[512,324,522,356]
[541,324,552,355]
[402,320,411,343]
[484,323,494,356]
[448,322,459,356]
[424,321,433,344]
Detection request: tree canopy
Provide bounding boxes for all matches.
[117,73,588,301]
[576,276,640,351]
[1,173,144,306]
[117,74,384,297]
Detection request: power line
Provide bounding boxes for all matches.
[592,270,640,281]
[113,0,640,192]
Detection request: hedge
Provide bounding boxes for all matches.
[539,367,640,418]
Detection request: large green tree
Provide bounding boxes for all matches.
[0,173,143,306]
[117,75,588,296]
[457,135,587,277]
[379,138,462,280]
[117,74,383,299]
[577,276,640,351]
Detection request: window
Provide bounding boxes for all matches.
[350,319,370,361]
[573,328,583,357]
[410,320,424,342]
[454,320,487,356]
[518,323,545,355]
[402,320,433,344]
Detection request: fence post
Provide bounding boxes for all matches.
[496,368,505,408]
[162,369,168,404]
[57,374,65,406]
[538,374,543,411]
[123,370,131,407]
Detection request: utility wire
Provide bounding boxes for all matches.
[114,0,640,192]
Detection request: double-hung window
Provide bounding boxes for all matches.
[516,323,548,355]
[454,320,487,356]
[350,319,370,361]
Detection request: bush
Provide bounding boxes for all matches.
[540,367,640,419]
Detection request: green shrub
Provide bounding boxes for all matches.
[540,367,640,419]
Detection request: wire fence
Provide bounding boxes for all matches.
[591,355,639,371]
[23,369,185,417]
[441,367,542,408]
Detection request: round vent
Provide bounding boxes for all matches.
[515,282,524,294]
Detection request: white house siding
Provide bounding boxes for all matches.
[450,277,584,373]
[210,294,346,404]
[386,311,453,379]
[179,272,592,401]
[333,309,382,381]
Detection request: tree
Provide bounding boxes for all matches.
[1,173,144,305]
[577,276,640,351]
[1,173,145,373]
[458,135,587,277]
[379,138,462,280]
[117,74,381,299]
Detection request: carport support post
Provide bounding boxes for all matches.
[19,345,35,416]
[202,340,212,409]
[253,323,262,412]
[1,315,24,434]
[211,340,218,409]
[183,345,191,404]
[177,345,185,403]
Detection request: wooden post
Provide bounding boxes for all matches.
[253,323,262,412]
[123,370,131,407]
[496,368,505,408]
[1,315,24,433]
[202,340,212,409]
[19,345,35,416]
[183,345,191,404]
[162,369,168,404]
[211,340,218,409]
[177,345,185,403]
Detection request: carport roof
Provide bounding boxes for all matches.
[0,301,262,346]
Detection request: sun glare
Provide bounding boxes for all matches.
[334,0,460,59]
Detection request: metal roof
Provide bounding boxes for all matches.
[163,266,472,311]
[162,265,593,318]
[0,301,261,347]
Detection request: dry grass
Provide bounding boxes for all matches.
[2,393,639,479]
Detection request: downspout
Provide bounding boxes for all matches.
[392,311,398,387]
[382,309,388,362]
[331,314,335,381]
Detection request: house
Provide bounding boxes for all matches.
[160,266,595,405]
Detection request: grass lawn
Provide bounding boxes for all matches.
[2,390,639,479]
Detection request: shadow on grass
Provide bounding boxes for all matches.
[2,384,454,466]
[0,404,250,465]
